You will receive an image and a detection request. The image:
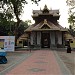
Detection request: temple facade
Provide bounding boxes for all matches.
[25,5,67,48]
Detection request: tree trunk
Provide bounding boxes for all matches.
[14,20,21,46]
[13,5,21,46]
[14,26,18,46]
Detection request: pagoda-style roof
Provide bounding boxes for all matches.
[32,5,59,17]
[64,33,75,40]
[25,19,67,32]
[17,33,28,40]
[25,5,67,32]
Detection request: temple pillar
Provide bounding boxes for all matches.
[50,31,55,47]
[30,32,34,45]
[57,31,62,45]
[37,32,41,45]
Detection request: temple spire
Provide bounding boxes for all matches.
[42,5,49,13]
[44,5,48,9]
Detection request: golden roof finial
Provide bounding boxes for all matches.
[44,19,47,24]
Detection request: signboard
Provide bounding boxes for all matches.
[0,39,4,48]
[0,36,15,51]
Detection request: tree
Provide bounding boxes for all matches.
[18,20,30,38]
[0,13,12,35]
[0,0,40,45]
[68,25,75,36]
[68,14,75,30]
[66,0,75,32]
[0,19,30,36]
[66,0,75,14]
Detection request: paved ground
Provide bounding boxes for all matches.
[0,51,32,75]
[0,49,74,75]
[55,49,75,75]
[6,50,62,75]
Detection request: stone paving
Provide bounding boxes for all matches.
[54,49,75,75]
[6,50,62,75]
[0,49,74,75]
[0,51,32,75]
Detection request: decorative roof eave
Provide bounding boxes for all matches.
[25,30,32,32]
[32,10,59,14]
[25,28,32,32]
[59,28,68,31]
[53,15,60,17]
[32,28,60,31]
[20,38,28,40]
[64,33,75,40]
[39,19,51,29]
[32,13,60,18]
[25,19,67,32]
[60,29,68,31]
[25,28,68,32]
[17,33,28,41]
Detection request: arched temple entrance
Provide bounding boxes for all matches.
[41,32,50,48]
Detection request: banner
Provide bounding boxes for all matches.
[0,36,15,51]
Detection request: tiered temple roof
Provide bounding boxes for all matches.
[25,5,67,32]
[32,5,59,17]
[25,19,67,32]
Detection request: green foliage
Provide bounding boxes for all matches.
[68,25,75,37]
[68,14,75,36]
[0,0,41,45]
[0,0,40,29]
[68,14,75,25]
[0,13,9,35]
[66,0,75,17]
[0,15,30,36]
[66,0,75,32]
[18,20,29,37]
[0,0,40,20]
[0,17,15,36]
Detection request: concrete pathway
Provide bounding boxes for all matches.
[6,50,62,75]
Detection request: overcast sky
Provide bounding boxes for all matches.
[21,0,69,28]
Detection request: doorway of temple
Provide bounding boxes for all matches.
[41,32,50,48]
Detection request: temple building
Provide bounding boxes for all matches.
[24,5,67,48]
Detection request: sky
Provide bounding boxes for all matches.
[21,0,69,28]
